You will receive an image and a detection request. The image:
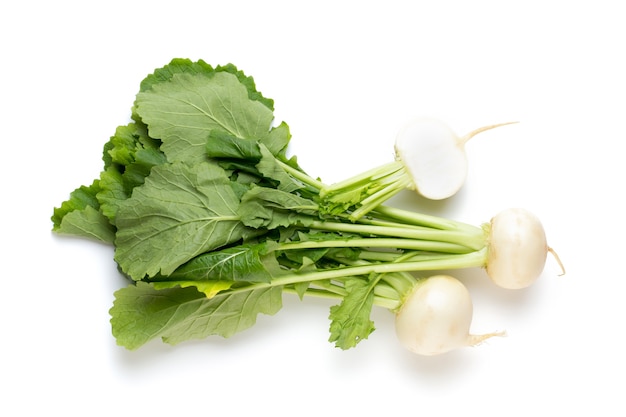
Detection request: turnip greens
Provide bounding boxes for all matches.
[52,59,556,354]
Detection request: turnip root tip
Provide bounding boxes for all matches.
[458,121,519,145]
[548,247,566,276]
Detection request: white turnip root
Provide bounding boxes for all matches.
[349,205,561,290]
[394,274,503,356]
[486,208,563,289]
[319,118,516,220]
[395,118,516,200]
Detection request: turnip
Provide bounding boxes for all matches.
[394,275,504,355]
[395,118,517,200]
[319,118,516,220]
[296,206,561,290]
[227,206,561,354]
[56,57,563,358]
[392,206,561,289]
[485,207,564,289]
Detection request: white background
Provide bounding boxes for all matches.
[2,1,625,415]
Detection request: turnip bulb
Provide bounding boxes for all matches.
[395,118,517,200]
[486,208,563,289]
[394,275,504,356]
[318,118,517,221]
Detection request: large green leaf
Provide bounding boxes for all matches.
[110,282,283,350]
[138,58,215,93]
[114,160,251,279]
[134,71,288,164]
[137,59,275,110]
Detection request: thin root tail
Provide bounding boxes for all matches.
[460,121,519,144]
[468,330,507,347]
[548,246,566,276]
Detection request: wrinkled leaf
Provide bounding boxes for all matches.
[114,160,251,279]
[165,242,282,283]
[51,180,115,243]
[135,71,288,164]
[152,280,234,298]
[137,59,274,110]
[98,122,167,224]
[238,186,318,229]
[206,130,264,161]
[328,277,377,350]
[256,144,306,193]
[110,282,283,350]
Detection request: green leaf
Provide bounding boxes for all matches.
[205,129,264,161]
[99,146,169,220]
[98,122,167,224]
[102,122,156,167]
[152,280,234,298]
[328,277,377,350]
[134,71,288,164]
[165,242,282,283]
[238,186,318,229]
[292,281,311,300]
[138,59,274,111]
[138,58,215,93]
[97,168,126,218]
[51,180,115,243]
[110,282,283,350]
[256,144,306,193]
[287,231,363,259]
[53,205,116,243]
[114,160,252,280]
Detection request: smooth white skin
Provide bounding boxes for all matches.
[395,275,502,356]
[395,118,516,200]
[395,118,467,200]
[486,208,548,289]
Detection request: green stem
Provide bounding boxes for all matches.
[307,275,399,302]
[358,250,466,264]
[278,155,487,244]
[229,248,488,298]
[282,286,400,310]
[277,156,488,250]
[315,161,416,220]
[372,281,403,301]
[371,205,482,233]
[326,256,417,304]
[348,174,414,220]
[278,237,474,254]
[277,159,326,190]
[309,220,486,251]
[319,161,407,197]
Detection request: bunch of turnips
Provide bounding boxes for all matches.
[52,58,563,356]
